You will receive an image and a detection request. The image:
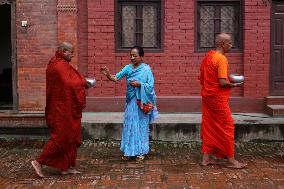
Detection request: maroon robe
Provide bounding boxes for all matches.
[37,51,87,171]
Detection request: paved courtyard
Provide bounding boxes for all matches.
[0,139,283,189]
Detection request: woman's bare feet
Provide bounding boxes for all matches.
[31,160,45,178]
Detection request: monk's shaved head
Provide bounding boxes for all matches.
[215,33,231,47]
[58,42,73,52]
[57,42,74,62]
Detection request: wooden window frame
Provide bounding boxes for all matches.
[195,0,243,52]
[115,0,164,53]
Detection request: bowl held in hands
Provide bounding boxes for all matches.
[229,74,244,83]
[86,78,96,88]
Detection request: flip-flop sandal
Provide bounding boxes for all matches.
[135,155,145,163]
[121,156,131,161]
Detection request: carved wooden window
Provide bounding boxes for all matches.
[196,1,242,51]
[116,0,162,52]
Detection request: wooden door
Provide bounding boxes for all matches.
[270,1,284,95]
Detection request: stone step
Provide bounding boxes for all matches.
[265,105,284,117]
[265,96,284,105]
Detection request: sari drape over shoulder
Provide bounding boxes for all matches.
[37,51,87,171]
[116,63,158,122]
[116,63,158,156]
[199,50,234,159]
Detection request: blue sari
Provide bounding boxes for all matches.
[116,63,158,156]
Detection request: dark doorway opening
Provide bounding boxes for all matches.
[0,4,12,109]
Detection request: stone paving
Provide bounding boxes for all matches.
[0,139,283,189]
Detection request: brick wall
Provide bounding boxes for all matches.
[15,0,271,112]
[87,0,116,97]
[57,0,78,69]
[86,0,245,98]
[17,0,57,111]
[243,0,270,97]
[77,0,88,77]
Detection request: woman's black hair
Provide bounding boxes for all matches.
[132,45,144,57]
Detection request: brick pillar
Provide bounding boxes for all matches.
[243,0,270,98]
[57,0,78,68]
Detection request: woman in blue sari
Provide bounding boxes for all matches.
[100,46,158,162]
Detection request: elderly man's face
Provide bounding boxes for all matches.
[63,48,74,62]
[130,48,143,66]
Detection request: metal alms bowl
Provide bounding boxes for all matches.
[229,74,244,83]
[86,78,96,88]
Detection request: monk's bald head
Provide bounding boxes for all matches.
[58,42,73,52]
[215,33,231,47]
[57,42,74,62]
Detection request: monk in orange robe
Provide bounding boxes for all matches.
[199,33,246,169]
[31,42,91,177]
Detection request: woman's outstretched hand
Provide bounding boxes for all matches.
[100,66,110,76]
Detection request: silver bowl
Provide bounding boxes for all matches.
[229,74,244,83]
[86,78,96,88]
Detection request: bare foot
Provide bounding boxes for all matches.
[61,170,69,175]
[31,160,45,178]
[226,160,247,169]
[68,169,81,174]
[200,159,219,166]
[61,168,81,175]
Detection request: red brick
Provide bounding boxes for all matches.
[13,0,272,112]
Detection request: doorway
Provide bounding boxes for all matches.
[0,4,13,109]
[270,1,284,95]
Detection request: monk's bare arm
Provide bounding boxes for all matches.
[219,78,242,88]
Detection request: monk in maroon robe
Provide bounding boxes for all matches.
[31,42,90,177]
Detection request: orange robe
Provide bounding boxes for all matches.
[199,50,234,159]
[37,51,87,171]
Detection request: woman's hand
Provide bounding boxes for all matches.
[129,80,141,87]
[100,66,118,82]
[100,66,110,76]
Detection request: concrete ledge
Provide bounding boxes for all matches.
[81,113,284,142]
[0,113,46,128]
[85,96,265,113]
[0,112,283,142]
[81,123,284,142]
